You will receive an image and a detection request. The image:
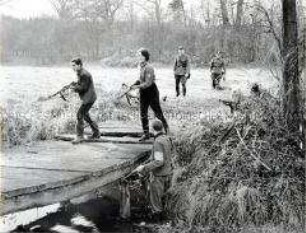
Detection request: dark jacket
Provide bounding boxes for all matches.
[143,133,173,177]
[74,68,97,104]
[210,57,225,74]
[174,54,190,76]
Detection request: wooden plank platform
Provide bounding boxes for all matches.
[0,126,152,215]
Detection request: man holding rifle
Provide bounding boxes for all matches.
[130,48,169,141]
[70,58,100,144]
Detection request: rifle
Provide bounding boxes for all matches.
[116,84,140,106]
[38,82,75,102]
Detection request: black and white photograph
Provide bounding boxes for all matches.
[0,0,305,232]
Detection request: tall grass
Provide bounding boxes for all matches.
[0,86,140,147]
[162,93,305,232]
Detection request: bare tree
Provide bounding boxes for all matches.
[220,0,230,25]
[255,3,283,56]
[236,0,244,26]
[95,0,124,28]
[169,0,186,26]
[282,0,301,135]
[49,0,75,20]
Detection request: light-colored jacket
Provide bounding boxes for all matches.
[143,133,173,177]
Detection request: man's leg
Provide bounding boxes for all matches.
[175,75,181,97]
[215,74,222,89]
[181,76,187,96]
[83,102,100,137]
[149,176,165,214]
[73,104,86,144]
[150,92,169,133]
[140,94,150,138]
[211,73,216,89]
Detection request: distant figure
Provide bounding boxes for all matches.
[131,48,169,141]
[133,120,173,220]
[70,58,100,144]
[173,46,191,97]
[210,51,226,89]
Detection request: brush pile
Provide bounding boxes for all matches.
[165,93,305,232]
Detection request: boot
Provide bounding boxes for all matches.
[87,133,100,140]
[139,134,150,142]
[72,136,85,145]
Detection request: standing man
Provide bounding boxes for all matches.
[134,120,173,220]
[71,58,100,144]
[131,48,169,141]
[210,51,226,89]
[173,46,191,97]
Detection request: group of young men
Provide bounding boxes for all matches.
[67,47,226,220]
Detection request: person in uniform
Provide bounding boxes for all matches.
[134,120,173,219]
[210,51,226,89]
[131,48,169,141]
[70,58,100,144]
[173,46,191,97]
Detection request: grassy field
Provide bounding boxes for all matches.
[1,65,304,233]
[0,65,279,146]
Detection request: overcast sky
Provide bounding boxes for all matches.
[0,0,55,18]
[0,0,304,19]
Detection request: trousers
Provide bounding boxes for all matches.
[140,83,168,135]
[175,75,187,96]
[76,102,100,137]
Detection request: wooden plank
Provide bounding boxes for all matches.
[84,121,154,137]
[0,167,87,192]
[54,134,154,144]
[1,141,151,172]
[0,148,150,215]
[0,139,151,215]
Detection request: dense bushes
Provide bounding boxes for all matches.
[164,94,305,232]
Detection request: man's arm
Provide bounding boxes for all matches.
[173,57,177,72]
[141,142,164,173]
[137,66,155,89]
[209,60,214,71]
[222,60,226,74]
[186,56,191,75]
[74,74,91,93]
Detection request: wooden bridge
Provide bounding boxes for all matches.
[0,123,153,216]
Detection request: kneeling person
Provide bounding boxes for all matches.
[134,120,173,218]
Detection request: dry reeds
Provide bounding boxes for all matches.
[165,94,305,232]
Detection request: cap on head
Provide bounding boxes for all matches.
[152,120,163,132]
[178,46,184,50]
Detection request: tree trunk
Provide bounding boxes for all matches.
[236,0,244,27]
[282,0,300,134]
[220,0,230,26]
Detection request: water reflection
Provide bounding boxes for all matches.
[9,196,137,233]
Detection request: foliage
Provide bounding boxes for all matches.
[163,94,305,231]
